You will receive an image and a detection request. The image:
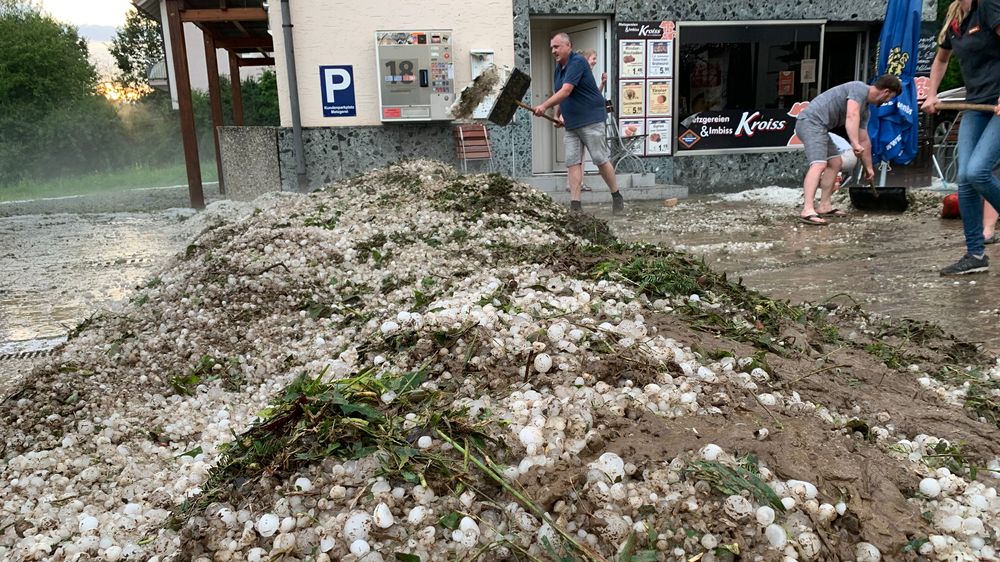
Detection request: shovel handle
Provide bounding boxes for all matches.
[868,179,880,198]
[935,101,999,113]
[515,100,561,124]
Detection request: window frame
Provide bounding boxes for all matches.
[673,19,827,156]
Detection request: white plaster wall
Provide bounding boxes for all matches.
[270,1,515,127]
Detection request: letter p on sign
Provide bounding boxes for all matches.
[320,65,357,117]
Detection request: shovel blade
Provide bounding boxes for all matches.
[848,186,909,212]
[487,67,532,126]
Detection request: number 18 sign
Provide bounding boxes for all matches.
[320,65,357,118]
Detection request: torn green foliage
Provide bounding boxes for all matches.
[685,459,785,513]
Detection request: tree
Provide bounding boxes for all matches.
[0,0,121,184]
[109,7,164,90]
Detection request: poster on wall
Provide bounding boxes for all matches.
[619,80,645,117]
[647,40,674,77]
[676,108,800,151]
[619,40,646,78]
[619,119,645,155]
[778,71,795,96]
[646,118,672,155]
[647,80,672,116]
[615,21,676,156]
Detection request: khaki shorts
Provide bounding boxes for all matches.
[795,118,839,165]
[565,121,610,167]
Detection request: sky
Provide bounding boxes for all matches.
[37,0,133,27]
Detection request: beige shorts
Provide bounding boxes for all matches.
[565,121,610,167]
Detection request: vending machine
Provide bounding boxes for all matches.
[375,30,455,122]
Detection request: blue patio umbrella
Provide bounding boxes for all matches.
[867,0,922,166]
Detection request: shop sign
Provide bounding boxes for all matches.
[676,107,805,151]
[778,71,795,96]
[320,65,357,117]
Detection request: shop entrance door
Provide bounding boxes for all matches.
[530,18,609,174]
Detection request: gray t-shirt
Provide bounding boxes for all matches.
[799,81,870,130]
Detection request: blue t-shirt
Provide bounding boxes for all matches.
[554,52,606,130]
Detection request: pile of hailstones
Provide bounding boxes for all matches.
[1,160,998,561]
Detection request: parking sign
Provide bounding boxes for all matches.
[320,65,356,117]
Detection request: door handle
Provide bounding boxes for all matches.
[420,70,429,87]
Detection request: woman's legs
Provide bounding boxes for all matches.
[955,112,1000,257]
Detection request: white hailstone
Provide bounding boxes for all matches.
[247,548,267,562]
[723,495,753,520]
[919,478,941,498]
[294,477,313,492]
[533,353,553,373]
[380,321,399,335]
[817,503,837,523]
[781,497,796,510]
[765,524,787,548]
[373,503,394,528]
[397,311,412,323]
[350,539,371,557]
[460,516,480,540]
[329,485,347,499]
[701,534,719,550]
[855,542,881,562]
[531,341,547,352]
[279,516,296,533]
[371,480,392,495]
[518,426,544,452]
[408,506,429,525]
[689,294,701,302]
[969,536,986,550]
[787,479,818,500]
[123,503,142,516]
[320,536,336,552]
[834,502,847,516]
[79,516,99,533]
[595,452,626,482]
[797,532,822,560]
[969,494,988,511]
[961,517,984,535]
[756,506,776,526]
[417,436,433,449]
[452,529,466,543]
[757,393,777,407]
[756,428,770,441]
[460,490,476,509]
[547,324,565,342]
[940,514,963,533]
[104,546,123,561]
[343,512,373,541]
[700,444,724,461]
[256,513,280,537]
[568,329,584,341]
[273,533,297,551]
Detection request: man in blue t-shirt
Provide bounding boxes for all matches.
[533,32,624,214]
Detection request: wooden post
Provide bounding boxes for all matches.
[204,33,226,195]
[229,51,245,126]
[165,0,204,209]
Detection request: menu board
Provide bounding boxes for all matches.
[616,21,675,156]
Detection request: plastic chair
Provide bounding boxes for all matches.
[453,124,495,174]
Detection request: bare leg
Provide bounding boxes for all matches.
[801,162,829,222]
[567,164,584,201]
[985,202,998,239]
[596,161,619,193]
[817,157,843,214]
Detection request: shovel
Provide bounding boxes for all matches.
[935,101,999,113]
[849,177,909,212]
[448,65,559,125]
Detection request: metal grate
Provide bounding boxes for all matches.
[0,349,54,362]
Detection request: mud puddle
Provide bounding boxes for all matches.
[599,189,1000,353]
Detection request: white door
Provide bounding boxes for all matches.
[553,20,607,171]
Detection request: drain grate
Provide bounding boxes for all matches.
[0,349,54,361]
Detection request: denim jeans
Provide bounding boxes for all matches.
[956,110,1000,256]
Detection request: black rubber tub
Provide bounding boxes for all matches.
[848,185,909,212]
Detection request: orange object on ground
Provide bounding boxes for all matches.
[942,193,961,219]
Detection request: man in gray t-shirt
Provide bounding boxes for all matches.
[794,75,901,225]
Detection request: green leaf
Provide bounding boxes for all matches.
[337,402,383,420]
[903,538,929,553]
[395,553,421,562]
[439,511,461,530]
[631,551,659,562]
[176,445,203,458]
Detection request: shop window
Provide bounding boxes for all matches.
[677,24,822,122]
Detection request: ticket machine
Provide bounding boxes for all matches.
[375,30,455,122]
